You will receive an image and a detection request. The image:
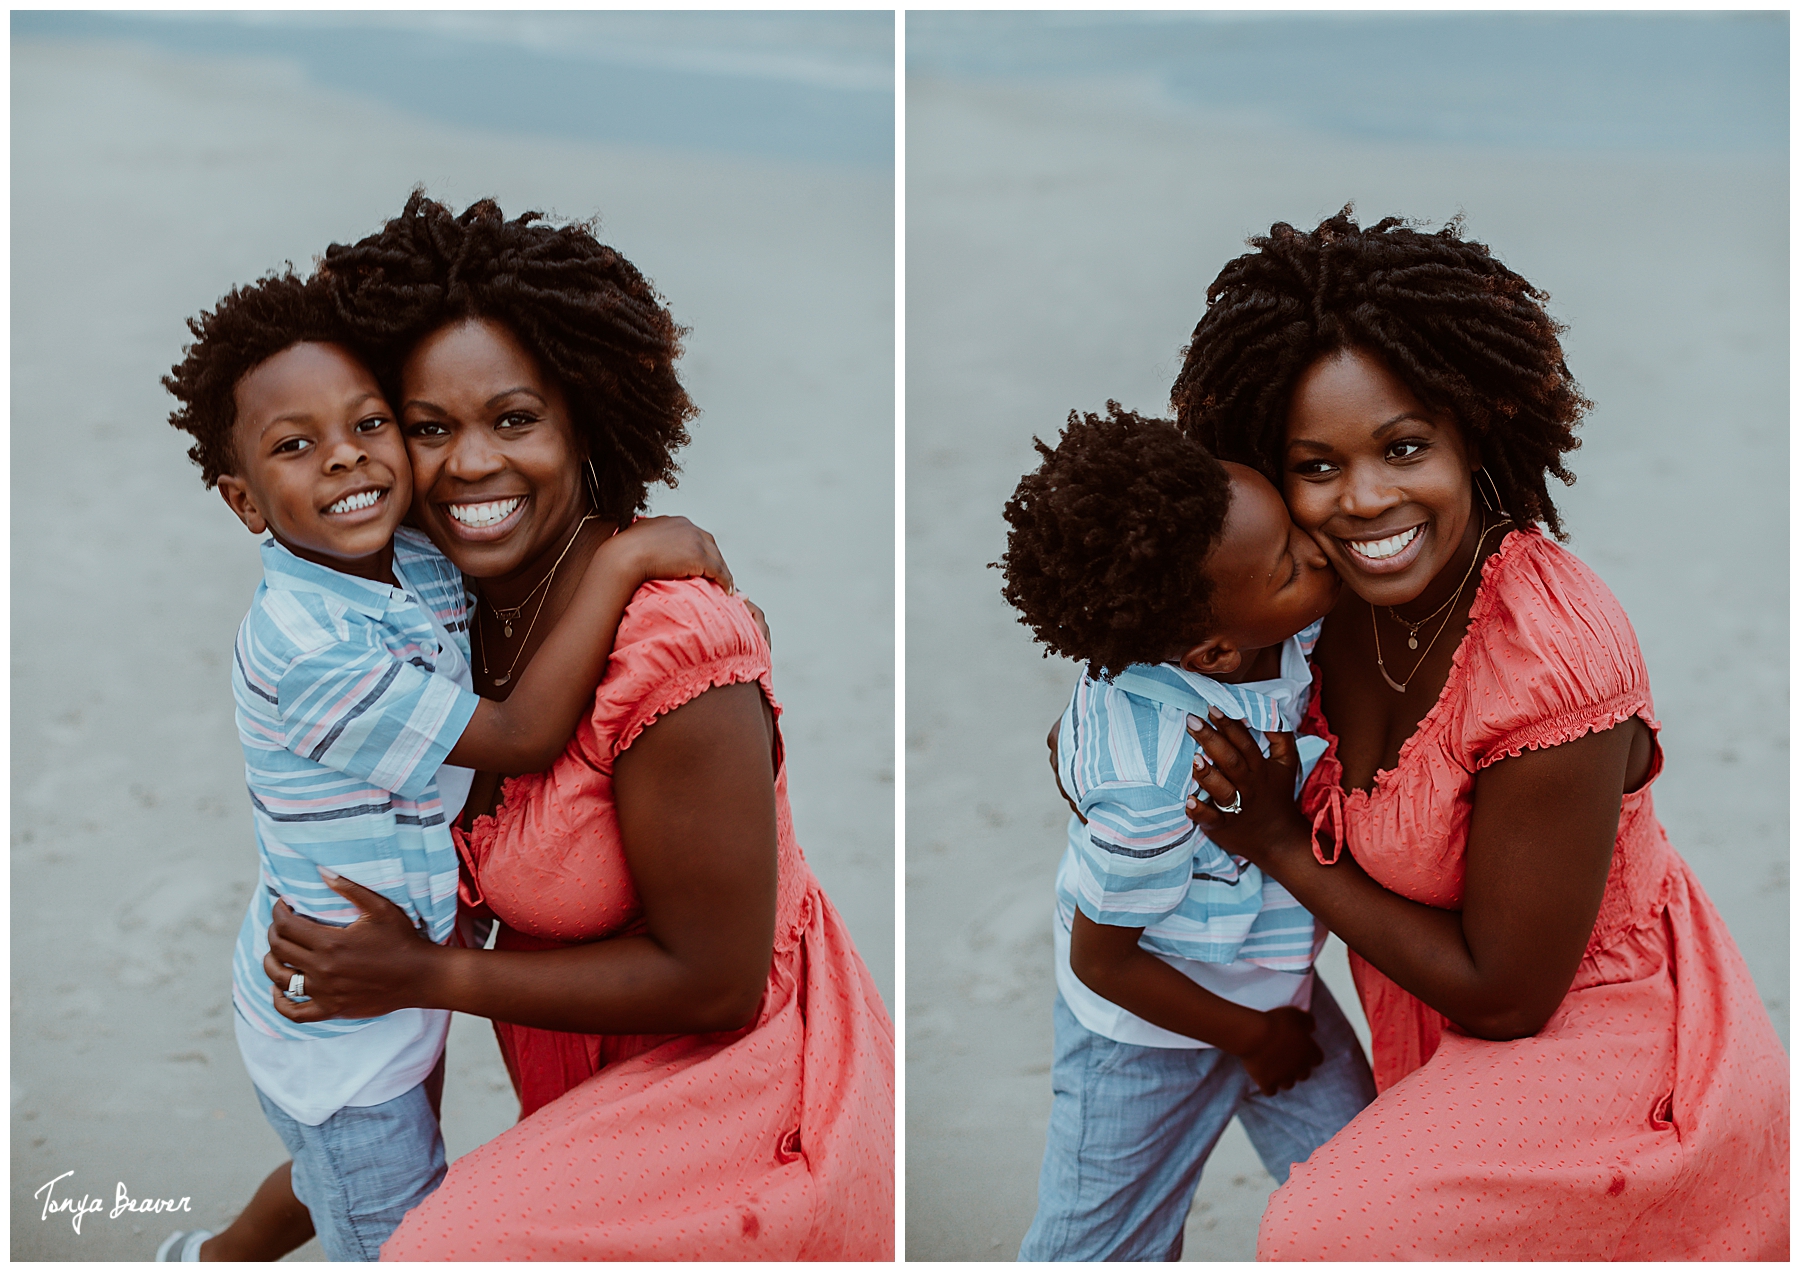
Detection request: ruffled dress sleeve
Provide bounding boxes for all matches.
[1452,531,1658,771]
[576,577,775,767]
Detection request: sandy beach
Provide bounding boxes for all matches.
[905,17,1786,1259]
[12,22,891,1260]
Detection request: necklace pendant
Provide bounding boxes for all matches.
[1407,635,1419,650]
[1378,663,1408,694]
[502,622,513,638]
[492,674,510,687]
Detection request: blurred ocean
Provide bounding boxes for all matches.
[908,11,1786,155]
[13,10,894,166]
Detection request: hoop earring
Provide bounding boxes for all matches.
[583,457,604,514]
[1474,466,1506,518]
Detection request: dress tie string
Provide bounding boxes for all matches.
[452,825,486,909]
[1310,784,1346,866]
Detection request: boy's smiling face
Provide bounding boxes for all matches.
[1174,463,1340,680]
[216,341,411,583]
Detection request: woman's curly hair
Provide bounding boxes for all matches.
[163,271,348,488]
[318,191,696,520]
[1171,207,1590,538]
[999,403,1232,679]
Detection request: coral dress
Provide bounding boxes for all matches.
[1259,530,1788,1260]
[381,579,895,1260]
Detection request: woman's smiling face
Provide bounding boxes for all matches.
[399,317,593,582]
[1282,346,1478,611]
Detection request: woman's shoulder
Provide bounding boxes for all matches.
[614,577,768,666]
[1455,528,1653,765]
[1478,528,1642,654]
[586,578,773,755]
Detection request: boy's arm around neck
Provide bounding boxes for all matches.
[445,516,731,774]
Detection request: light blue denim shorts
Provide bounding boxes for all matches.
[1019,980,1376,1261]
[253,1057,446,1261]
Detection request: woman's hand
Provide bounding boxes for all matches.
[605,515,734,595]
[1184,708,1310,867]
[1047,718,1085,824]
[262,872,442,1023]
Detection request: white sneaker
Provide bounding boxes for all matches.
[154,1229,212,1261]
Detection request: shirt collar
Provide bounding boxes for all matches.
[259,537,411,619]
[1165,652,1310,733]
[1108,630,1313,734]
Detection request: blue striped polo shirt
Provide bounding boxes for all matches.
[1053,621,1329,1046]
[230,529,480,1043]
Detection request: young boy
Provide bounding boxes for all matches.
[156,273,730,1261]
[998,403,1377,1261]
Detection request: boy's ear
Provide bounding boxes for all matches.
[217,476,268,535]
[1177,637,1241,678]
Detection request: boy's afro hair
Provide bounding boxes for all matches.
[317,191,697,522]
[164,271,349,488]
[1172,206,1590,538]
[998,403,1233,680]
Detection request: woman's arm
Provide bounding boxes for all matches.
[446,516,732,775]
[265,680,779,1035]
[1186,709,1643,1040]
[1047,719,1085,823]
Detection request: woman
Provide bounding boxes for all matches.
[262,194,894,1259]
[1171,211,1785,1259]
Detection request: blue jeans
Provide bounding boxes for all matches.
[1019,982,1375,1261]
[254,1058,446,1261]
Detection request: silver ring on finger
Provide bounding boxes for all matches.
[1215,792,1244,815]
[284,972,306,1002]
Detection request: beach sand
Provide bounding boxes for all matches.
[905,73,1786,1259]
[12,35,891,1260]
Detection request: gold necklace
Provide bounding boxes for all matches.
[488,567,559,639]
[1385,584,1465,651]
[476,514,598,688]
[1371,518,1510,694]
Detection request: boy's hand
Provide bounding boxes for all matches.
[1235,1006,1323,1096]
[604,515,734,595]
[741,596,772,649]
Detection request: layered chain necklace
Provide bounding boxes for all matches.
[1371,517,1510,694]
[1383,583,1464,651]
[475,514,599,687]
